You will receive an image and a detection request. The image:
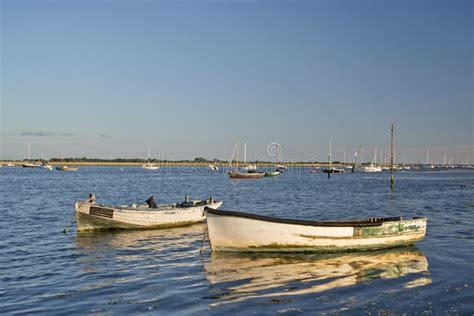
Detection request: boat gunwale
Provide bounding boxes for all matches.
[205,207,426,228]
[78,200,222,213]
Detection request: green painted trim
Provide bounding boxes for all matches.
[355,221,425,238]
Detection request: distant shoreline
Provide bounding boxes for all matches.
[0,161,453,168]
[1,161,343,167]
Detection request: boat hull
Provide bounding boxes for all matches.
[227,171,265,179]
[264,171,280,177]
[75,200,223,232]
[22,163,40,168]
[363,165,382,172]
[206,209,427,253]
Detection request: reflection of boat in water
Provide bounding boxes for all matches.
[203,247,430,305]
[75,222,207,252]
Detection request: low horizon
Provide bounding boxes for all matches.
[1,141,471,165]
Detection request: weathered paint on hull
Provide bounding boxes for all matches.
[76,212,203,232]
[76,201,222,232]
[207,212,427,253]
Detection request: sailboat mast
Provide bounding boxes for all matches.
[277,144,280,164]
[243,142,246,164]
[236,142,239,170]
[328,140,332,179]
[28,142,31,160]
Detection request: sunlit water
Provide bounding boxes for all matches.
[1,167,473,314]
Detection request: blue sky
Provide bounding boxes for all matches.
[1,0,472,163]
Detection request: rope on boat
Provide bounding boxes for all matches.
[63,218,75,234]
[200,227,209,255]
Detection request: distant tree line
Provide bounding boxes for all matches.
[2,157,390,165]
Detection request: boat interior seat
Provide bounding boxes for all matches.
[368,216,403,223]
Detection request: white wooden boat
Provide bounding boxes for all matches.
[206,208,427,252]
[75,194,223,232]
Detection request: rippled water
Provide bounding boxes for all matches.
[1,167,473,314]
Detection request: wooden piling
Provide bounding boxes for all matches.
[390,124,394,190]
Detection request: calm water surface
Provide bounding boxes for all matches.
[1,167,473,314]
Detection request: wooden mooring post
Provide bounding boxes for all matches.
[390,124,395,190]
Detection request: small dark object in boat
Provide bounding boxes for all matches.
[146,196,158,208]
[89,193,96,203]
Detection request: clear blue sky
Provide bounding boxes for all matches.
[1,0,472,163]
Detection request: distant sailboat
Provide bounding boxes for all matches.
[422,149,434,169]
[265,143,281,177]
[363,148,382,172]
[142,148,160,170]
[227,142,265,179]
[41,161,53,170]
[22,143,40,168]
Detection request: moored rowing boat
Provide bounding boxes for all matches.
[227,171,265,179]
[75,194,223,232]
[206,208,427,252]
[264,171,280,177]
